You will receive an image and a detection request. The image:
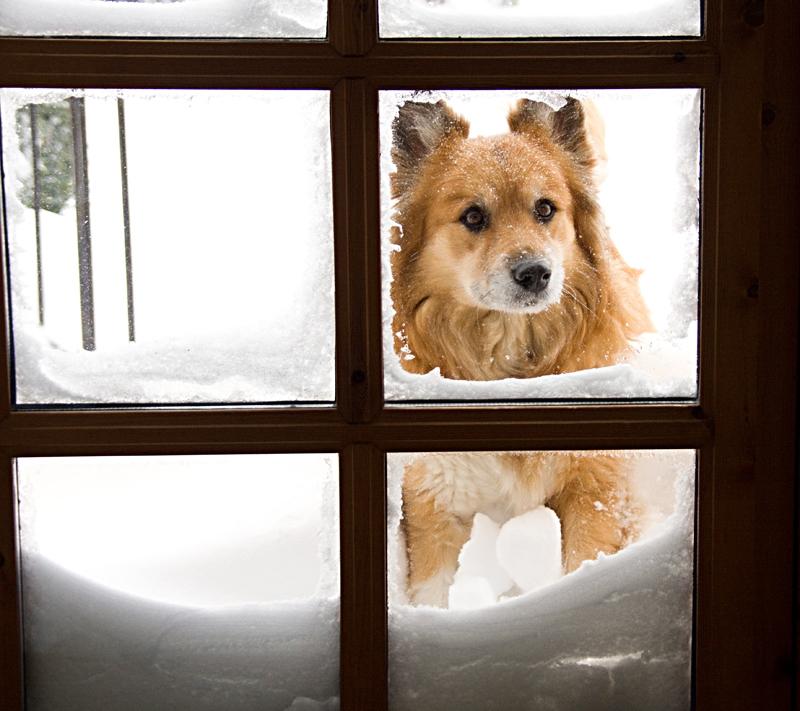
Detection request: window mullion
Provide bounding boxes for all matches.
[339,443,388,711]
[330,0,378,57]
[333,79,383,425]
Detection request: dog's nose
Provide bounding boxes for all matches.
[511,260,552,294]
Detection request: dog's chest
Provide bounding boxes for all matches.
[419,453,561,524]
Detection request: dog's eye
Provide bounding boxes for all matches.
[534,199,556,222]
[460,206,488,232]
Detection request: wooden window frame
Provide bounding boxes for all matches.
[0,1,797,708]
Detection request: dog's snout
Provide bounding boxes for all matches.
[511,259,552,294]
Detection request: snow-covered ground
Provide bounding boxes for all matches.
[380,0,700,38]
[387,450,695,710]
[381,89,701,402]
[1,89,335,405]
[17,450,693,709]
[18,454,341,711]
[0,0,326,38]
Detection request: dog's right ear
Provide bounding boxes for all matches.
[508,98,607,181]
[392,101,469,196]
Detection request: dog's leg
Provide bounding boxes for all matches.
[547,455,634,573]
[402,460,470,607]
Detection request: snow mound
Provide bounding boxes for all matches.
[388,451,695,710]
[380,0,700,38]
[0,0,326,38]
[23,557,340,711]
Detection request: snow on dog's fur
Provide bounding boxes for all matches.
[390,98,650,606]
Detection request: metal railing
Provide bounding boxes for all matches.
[26,96,136,350]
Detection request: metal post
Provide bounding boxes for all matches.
[69,96,95,352]
[117,97,135,342]
[28,105,44,326]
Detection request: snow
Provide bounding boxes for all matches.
[23,558,340,711]
[449,513,513,608]
[387,450,695,710]
[1,89,335,405]
[381,89,702,402]
[0,0,326,38]
[380,0,700,38]
[18,454,341,710]
[495,507,562,593]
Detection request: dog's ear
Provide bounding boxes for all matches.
[392,100,469,196]
[508,98,607,179]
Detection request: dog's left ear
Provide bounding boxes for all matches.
[508,98,607,180]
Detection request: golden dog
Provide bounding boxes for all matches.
[390,98,650,606]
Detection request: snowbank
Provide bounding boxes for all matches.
[23,556,340,711]
[387,451,695,710]
[0,0,326,38]
[19,454,341,710]
[380,0,700,38]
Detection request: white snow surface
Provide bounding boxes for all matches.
[23,558,340,711]
[1,89,335,405]
[0,0,326,38]
[387,450,695,710]
[380,0,700,38]
[18,454,341,710]
[495,506,562,593]
[381,89,701,402]
[450,513,513,607]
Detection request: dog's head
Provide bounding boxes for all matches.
[391,97,607,316]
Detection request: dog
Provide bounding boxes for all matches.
[390,97,650,606]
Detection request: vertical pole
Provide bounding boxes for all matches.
[117,97,135,342]
[28,105,44,327]
[69,96,95,352]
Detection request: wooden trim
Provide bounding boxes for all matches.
[0,406,710,451]
[0,457,22,711]
[339,444,387,710]
[330,0,378,57]
[333,80,383,424]
[756,0,800,703]
[0,54,716,90]
[693,3,764,708]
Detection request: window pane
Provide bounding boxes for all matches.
[388,450,695,709]
[18,454,340,711]
[381,89,700,403]
[380,0,700,38]
[2,89,335,406]
[0,0,326,38]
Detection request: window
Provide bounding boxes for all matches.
[0,2,797,710]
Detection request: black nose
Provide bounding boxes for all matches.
[511,260,552,294]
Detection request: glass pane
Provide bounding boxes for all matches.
[18,454,340,711]
[381,89,701,403]
[388,450,695,709]
[1,89,335,406]
[0,0,326,38]
[380,0,700,38]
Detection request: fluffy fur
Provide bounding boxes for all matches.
[390,97,651,380]
[391,98,650,606]
[402,452,637,607]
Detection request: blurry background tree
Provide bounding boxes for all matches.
[15,102,74,214]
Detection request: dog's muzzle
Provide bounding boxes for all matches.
[510,258,552,296]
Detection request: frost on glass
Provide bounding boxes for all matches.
[388,450,695,710]
[1,89,335,405]
[380,0,700,38]
[0,0,326,38]
[381,89,701,402]
[18,454,340,711]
